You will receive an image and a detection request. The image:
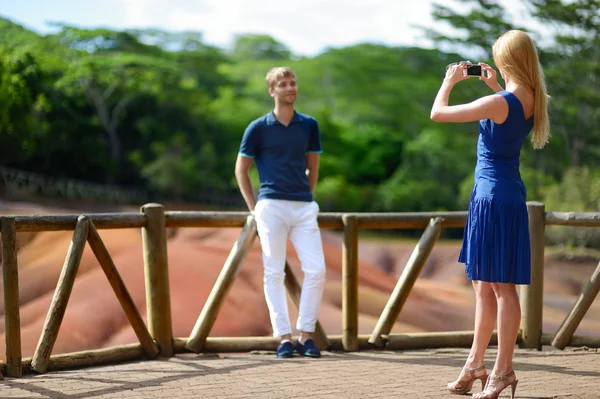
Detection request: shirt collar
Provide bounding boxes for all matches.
[266,110,303,125]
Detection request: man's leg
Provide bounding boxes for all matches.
[255,200,293,341]
[289,201,326,345]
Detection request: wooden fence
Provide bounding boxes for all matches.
[1,202,599,379]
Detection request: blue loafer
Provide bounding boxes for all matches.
[295,338,321,358]
[276,341,294,358]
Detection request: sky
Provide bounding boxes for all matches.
[1,0,542,57]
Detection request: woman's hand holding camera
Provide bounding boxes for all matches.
[443,61,503,92]
[444,62,469,85]
[478,62,504,92]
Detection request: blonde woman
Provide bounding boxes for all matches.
[430,30,550,399]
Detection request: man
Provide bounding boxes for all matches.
[235,66,326,358]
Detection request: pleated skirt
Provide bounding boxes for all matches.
[458,196,531,285]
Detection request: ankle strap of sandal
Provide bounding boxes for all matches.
[491,370,515,380]
[465,365,486,376]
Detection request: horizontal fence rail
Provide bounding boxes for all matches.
[165,211,469,229]
[13,214,146,232]
[545,212,600,227]
[0,204,599,379]
[10,210,598,231]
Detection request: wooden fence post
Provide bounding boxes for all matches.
[342,214,359,351]
[2,217,22,377]
[520,202,545,350]
[551,260,600,349]
[87,222,160,358]
[186,215,258,353]
[141,203,173,357]
[31,216,89,373]
[369,217,442,348]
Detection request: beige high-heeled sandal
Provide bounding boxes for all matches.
[447,365,488,395]
[472,370,518,399]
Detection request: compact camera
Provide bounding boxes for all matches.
[446,61,483,77]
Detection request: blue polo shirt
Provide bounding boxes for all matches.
[239,111,322,202]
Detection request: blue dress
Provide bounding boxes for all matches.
[458,91,533,285]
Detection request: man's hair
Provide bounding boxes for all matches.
[265,66,295,89]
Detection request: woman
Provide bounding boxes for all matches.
[430,30,550,399]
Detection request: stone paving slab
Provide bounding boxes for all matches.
[0,348,599,398]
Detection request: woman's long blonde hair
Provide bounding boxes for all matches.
[493,30,550,149]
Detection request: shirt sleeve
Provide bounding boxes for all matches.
[308,119,323,153]
[239,121,260,158]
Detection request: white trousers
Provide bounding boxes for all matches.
[254,199,326,337]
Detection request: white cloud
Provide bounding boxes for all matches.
[115,0,440,55]
[113,0,556,56]
[118,0,161,26]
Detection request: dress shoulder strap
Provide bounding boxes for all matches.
[497,90,525,120]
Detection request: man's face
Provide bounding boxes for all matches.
[270,76,297,105]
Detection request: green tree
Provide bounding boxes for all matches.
[525,0,600,168]
[423,0,521,58]
[232,34,292,61]
[51,26,180,182]
[0,47,45,166]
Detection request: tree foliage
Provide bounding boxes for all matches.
[0,1,598,231]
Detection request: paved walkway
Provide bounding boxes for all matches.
[1,348,599,398]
